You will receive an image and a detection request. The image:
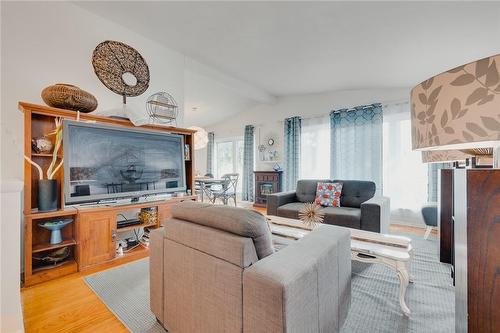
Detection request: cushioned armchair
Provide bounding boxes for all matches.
[150,202,351,333]
[267,179,390,233]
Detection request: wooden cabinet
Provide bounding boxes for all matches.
[454,169,500,332]
[439,169,453,265]
[78,211,116,268]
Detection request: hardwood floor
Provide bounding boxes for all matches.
[21,205,436,333]
[22,268,129,333]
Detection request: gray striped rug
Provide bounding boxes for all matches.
[85,234,454,333]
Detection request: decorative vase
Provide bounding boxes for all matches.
[38,219,73,244]
[41,83,98,113]
[38,179,58,212]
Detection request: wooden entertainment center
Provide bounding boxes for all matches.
[20,102,197,286]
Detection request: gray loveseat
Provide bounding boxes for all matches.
[267,179,390,233]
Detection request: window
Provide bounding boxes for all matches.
[295,102,434,226]
[215,138,244,192]
[300,115,330,179]
[382,103,428,225]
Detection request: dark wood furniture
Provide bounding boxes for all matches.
[438,169,453,265]
[453,169,500,333]
[253,171,283,207]
[20,102,197,286]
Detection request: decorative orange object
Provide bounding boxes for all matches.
[41,84,97,113]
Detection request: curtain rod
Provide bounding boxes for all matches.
[249,99,409,127]
[330,100,409,114]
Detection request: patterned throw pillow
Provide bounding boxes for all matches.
[315,182,343,207]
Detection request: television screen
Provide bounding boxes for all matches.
[63,120,186,204]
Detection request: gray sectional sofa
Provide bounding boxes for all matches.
[267,179,390,233]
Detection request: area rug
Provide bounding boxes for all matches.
[85,234,454,333]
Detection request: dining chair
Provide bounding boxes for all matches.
[212,173,239,206]
[195,173,214,202]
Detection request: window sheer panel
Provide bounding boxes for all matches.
[383,103,428,226]
[300,116,330,179]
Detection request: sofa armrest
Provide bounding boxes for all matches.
[266,191,297,216]
[243,225,351,333]
[360,196,390,233]
[149,227,165,323]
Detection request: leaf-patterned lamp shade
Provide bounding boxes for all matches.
[421,150,473,163]
[411,54,500,151]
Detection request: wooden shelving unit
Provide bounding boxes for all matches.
[26,208,78,219]
[20,102,197,286]
[32,239,77,253]
[117,222,157,233]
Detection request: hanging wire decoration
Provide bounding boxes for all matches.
[146,92,178,125]
[92,40,150,104]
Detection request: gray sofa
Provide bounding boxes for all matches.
[267,179,390,233]
[150,201,351,333]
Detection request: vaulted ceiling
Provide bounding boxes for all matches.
[76,1,500,126]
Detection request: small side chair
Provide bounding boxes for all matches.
[421,203,438,240]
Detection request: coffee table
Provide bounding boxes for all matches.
[267,215,414,316]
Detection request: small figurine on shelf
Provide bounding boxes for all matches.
[184,144,191,161]
[31,136,53,153]
[116,243,124,257]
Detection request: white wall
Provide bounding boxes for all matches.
[197,88,409,174]
[1,1,185,180]
[0,181,24,333]
[0,1,259,182]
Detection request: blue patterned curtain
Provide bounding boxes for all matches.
[284,116,302,191]
[206,132,215,175]
[242,125,255,201]
[330,104,383,192]
[427,163,452,202]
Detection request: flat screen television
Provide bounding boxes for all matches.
[63,120,186,205]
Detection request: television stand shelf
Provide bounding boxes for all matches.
[32,239,77,253]
[20,102,197,286]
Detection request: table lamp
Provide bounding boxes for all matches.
[411,54,500,167]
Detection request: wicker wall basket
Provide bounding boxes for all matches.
[92,40,150,103]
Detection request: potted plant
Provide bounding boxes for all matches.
[24,118,64,212]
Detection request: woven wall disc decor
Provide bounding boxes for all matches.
[92,40,150,103]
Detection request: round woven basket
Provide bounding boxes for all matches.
[41,83,97,112]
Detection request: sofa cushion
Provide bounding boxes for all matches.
[323,206,361,229]
[276,202,303,219]
[296,179,329,203]
[333,180,376,208]
[171,202,274,259]
[277,202,361,229]
[315,182,343,207]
